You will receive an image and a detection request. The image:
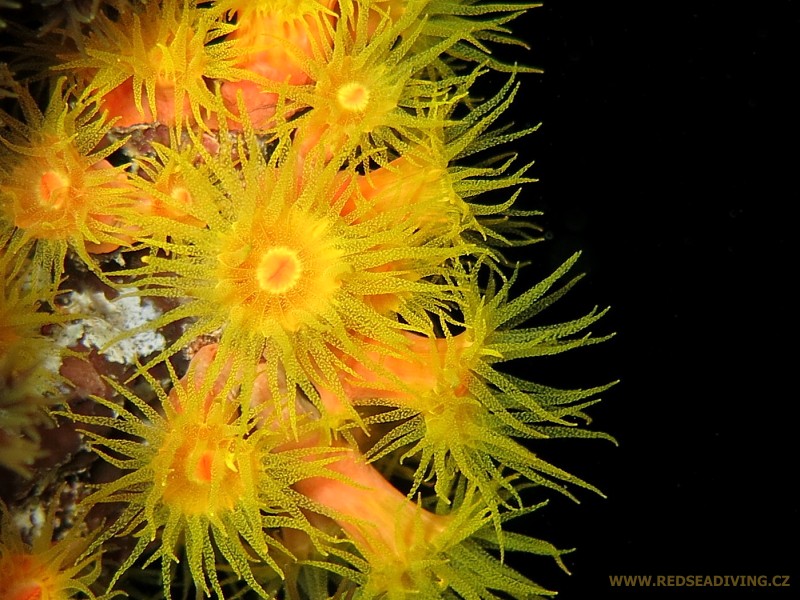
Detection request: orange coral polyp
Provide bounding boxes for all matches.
[1,77,137,270]
[98,78,194,128]
[294,448,448,560]
[9,155,122,243]
[220,0,337,128]
[2,556,46,600]
[341,331,473,403]
[0,500,103,600]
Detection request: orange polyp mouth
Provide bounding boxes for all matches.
[256,247,303,294]
[38,170,70,210]
[10,582,42,600]
[2,556,45,600]
[337,82,370,112]
[171,186,192,207]
[195,450,214,483]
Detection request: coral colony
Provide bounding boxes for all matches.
[0,1,615,598]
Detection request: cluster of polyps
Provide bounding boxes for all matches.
[0,1,614,598]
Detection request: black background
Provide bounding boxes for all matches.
[499,1,797,598]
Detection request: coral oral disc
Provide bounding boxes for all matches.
[160,422,244,515]
[337,82,371,112]
[256,246,303,294]
[170,185,192,206]
[38,170,70,210]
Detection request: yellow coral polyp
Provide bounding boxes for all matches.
[67,360,276,598]
[10,159,73,239]
[154,355,260,520]
[354,151,471,242]
[312,57,401,134]
[9,155,116,241]
[0,78,135,285]
[0,552,73,600]
[117,127,476,437]
[170,185,192,207]
[68,346,353,599]
[56,0,244,128]
[0,252,72,477]
[130,145,206,231]
[288,1,469,163]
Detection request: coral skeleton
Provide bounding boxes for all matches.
[0,1,614,598]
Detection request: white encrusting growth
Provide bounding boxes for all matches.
[53,288,166,364]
